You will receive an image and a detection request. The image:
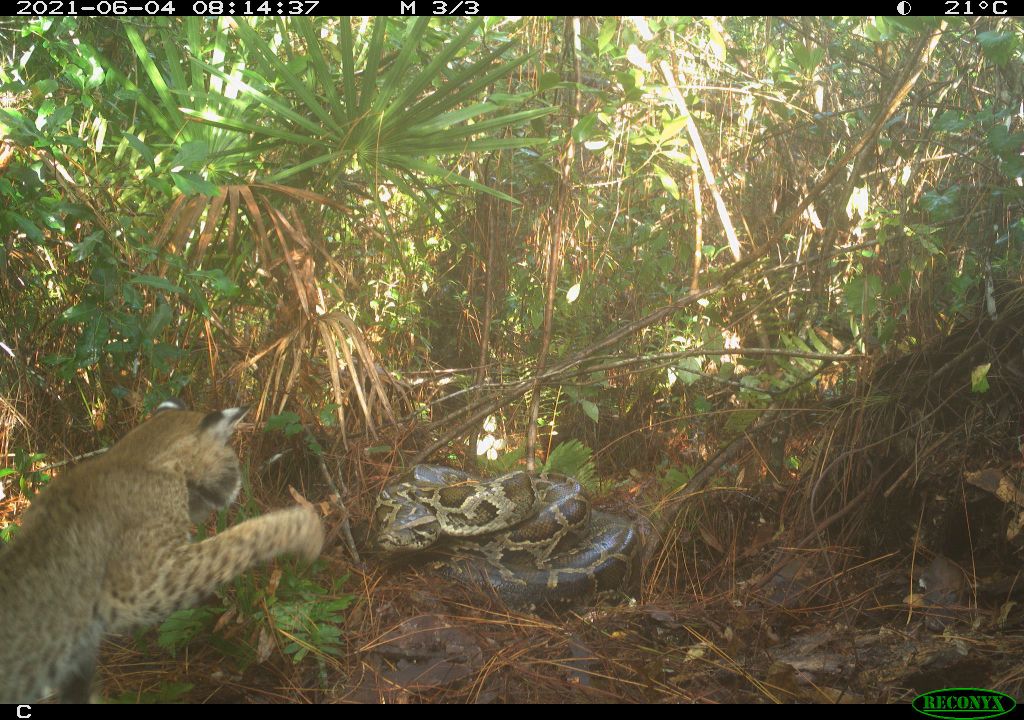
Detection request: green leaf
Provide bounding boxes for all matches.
[920,187,960,221]
[792,44,824,73]
[231,18,344,136]
[124,134,156,170]
[3,212,44,243]
[654,164,681,200]
[971,363,991,393]
[158,607,221,654]
[34,78,58,95]
[659,116,688,142]
[931,110,968,133]
[843,274,883,316]
[392,156,518,203]
[988,125,1024,157]
[70,231,104,262]
[265,412,302,435]
[580,399,599,424]
[707,22,727,63]
[692,397,716,413]
[660,467,692,491]
[171,172,220,197]
[670,356,702,386]
[538,71,562,92]
[597,18,617,55]
[172,140,209,170]
[571,113,599,143]
[43,104,75,130]
[543,439,595,485]
[189,269,240,298]
[406,101,499,135]
[977,31,1020,66]
[78,313,109,367]
[132,275,185,294]
[124,25,182,138]
[61,302,97,325]
[144,303,173,340]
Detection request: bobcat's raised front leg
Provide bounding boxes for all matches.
[101,507,324,633]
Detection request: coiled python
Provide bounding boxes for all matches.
[372,465,640,607]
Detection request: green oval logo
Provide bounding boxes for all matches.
[913,688,1016,720]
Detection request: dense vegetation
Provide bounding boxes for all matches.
[2,16,1023,703]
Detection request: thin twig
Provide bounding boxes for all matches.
[317,456,361,563]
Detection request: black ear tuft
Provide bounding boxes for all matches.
[200,406,250,439]
[155,398,187,414]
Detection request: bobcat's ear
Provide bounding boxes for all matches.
[155,398,187,413]
[200,406,250,441]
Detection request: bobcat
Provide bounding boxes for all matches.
[0,400,325,703]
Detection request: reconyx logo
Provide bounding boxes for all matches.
[912,688,1016,720]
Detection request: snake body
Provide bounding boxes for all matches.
[372,465,639,607]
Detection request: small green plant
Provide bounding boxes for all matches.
[266,572,353,662]
[264,412,324,455]
[4,448,50,496]
[0,524,17,544]
[543,439,597,487]
[659,465,695,491]
[478,445,526,475]
[154,561,352,671]
[157,606,224,655]
[108,682,194,704]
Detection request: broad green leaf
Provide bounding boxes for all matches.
[170,172,219,197]
[597,18,617,55]
[654,164,681,200]
[572,113,599,143]
[70,231,104,262]
[265,411,302,434]
[132,275,185,295]
[920,188,960,221]
[124,134,156,170]
[988,125,1024,156]
[707,22,727,63]
[792,44,824,72]
[538,72,562,92]
[671,356,702,386]
[4,212,44,243]
[977,31,1020,66]
[843,274,883,315]
[44,104,74,130]
[78,314,109,367]
[659,116,688,142]
[971,363,991,393]
[172,140,209,171]
[144,303,173,340]
[932,110,969,133]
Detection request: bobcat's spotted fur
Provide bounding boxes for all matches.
[0,400,324,703]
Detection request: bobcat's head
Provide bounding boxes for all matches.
[108,399,250,522]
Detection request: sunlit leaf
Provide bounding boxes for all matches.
[971,363,991,394]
